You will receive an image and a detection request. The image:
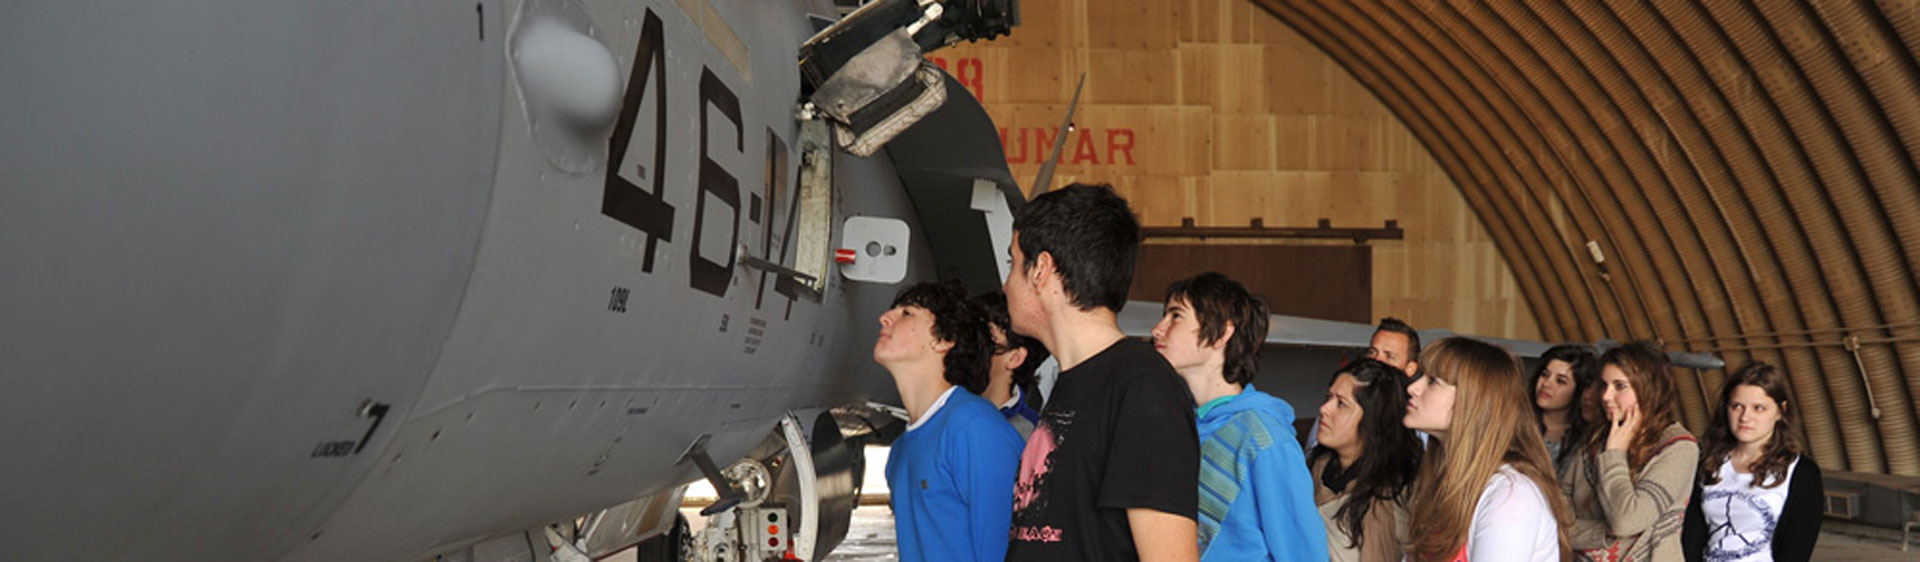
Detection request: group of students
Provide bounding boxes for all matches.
[870,183,1823,562]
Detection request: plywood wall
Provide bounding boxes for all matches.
[931,0,1541,341]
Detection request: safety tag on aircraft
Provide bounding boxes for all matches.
[839,217,910,284]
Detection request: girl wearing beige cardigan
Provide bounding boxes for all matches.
[1306,358,1421,562]
[1563,342,1698,562]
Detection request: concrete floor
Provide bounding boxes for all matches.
[1813,531,1920,561]
[608,447,1920,561]
[604,504,1917,562]
[826,506,1919,561]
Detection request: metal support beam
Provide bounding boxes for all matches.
[1141,218,1404,244]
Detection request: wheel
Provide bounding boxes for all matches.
[633,514,691,562]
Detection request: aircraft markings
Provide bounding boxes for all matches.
[608,286,631,313]
[601,9,675,274]
[310,441,356,458]
[689,67,743,298]
[599,5,814,328]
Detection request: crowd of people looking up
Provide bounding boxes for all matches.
[870,183,1824,562]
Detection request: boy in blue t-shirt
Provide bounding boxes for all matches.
[875,280,1024,562]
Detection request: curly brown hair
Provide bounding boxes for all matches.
[1588,341,1682,472]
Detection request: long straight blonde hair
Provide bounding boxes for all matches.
[1406,337,1572,561]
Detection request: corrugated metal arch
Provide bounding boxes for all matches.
[1252,0,1920,476]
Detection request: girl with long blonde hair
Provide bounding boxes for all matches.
[1404,337,1572,561]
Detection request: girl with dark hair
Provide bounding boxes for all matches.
[1309,358,1422,562]
[1681,363,1823,562]
[1403,337,1572,561]
[1564,341,1698,562]
[1530,344,1599,475]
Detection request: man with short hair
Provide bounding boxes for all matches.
[975,291,1045,439]
[876,280,1024,562]
[1153,272,1326,562]
[1363,317,1431,445]
[1002,184,1201,562]
[1364,317,1420,378]
[1308,317,1423,448]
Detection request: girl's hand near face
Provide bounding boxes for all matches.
[1605,405,1641,451]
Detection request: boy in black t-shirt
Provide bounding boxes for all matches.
[1000,184,1201,562]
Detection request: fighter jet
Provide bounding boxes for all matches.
[0,0,1020,560]
[2,0,1726,559]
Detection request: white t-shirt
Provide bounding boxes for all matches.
[904,386,958,432]
[1465,465,1560,561]
[1700,457,1798,562]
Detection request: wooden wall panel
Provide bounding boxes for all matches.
[1225,0,1266,43]
[936,0,1542,340]
[1132,245,1373,324]
[994,49,1070,103]
[1088,50,1180,105]
[1182,0,1223,43]
[1088,1,1178,50]
[1212,114,1274,171]
[1265,43,1333,114]
[1001,0,1072,49]
[1209,45,1269,113]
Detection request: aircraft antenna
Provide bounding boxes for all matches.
[1029,72,1085,197]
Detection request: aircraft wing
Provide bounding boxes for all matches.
[1117,299,1446,352]
[1117,300,1723,369]
[1121,302,1377,350]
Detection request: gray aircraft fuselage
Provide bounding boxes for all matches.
[0,1,956,560]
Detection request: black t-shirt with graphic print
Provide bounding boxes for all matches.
[1005,338,1200,562]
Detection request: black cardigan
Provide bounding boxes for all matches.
[1682,455,1824,562]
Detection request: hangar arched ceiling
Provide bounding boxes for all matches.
[1250,0,1920,475]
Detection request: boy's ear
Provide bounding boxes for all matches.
[1031,251,1056,288]
[1007,346,1028,367]
[1212,322,1235,350]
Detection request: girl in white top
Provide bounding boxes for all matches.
[1470,466,1562,560]
[1682,363,1824,562]
[1403,337,1572,561]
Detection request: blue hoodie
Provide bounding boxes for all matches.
[1196,385,1328,562]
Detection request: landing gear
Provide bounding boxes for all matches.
[432,409,868,562]
[677,411,860,561]
[632,514,692,562]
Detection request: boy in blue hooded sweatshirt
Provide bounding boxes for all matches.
[1150,272,1327,562]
